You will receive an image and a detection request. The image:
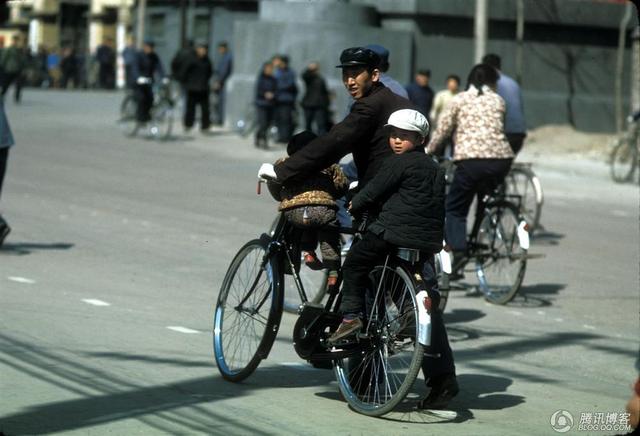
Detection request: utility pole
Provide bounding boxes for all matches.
[180,0,187,48]
[615,2,632,132]
[515,0,524,84]
[136,0,146,50]
[474,0,488,64]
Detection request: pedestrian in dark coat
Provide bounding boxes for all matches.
[60,47,79,89]
[182,43,213,131]
[301,62,330,135]
[406,69,435,120]
[0,35,27,102]
[95,38,116,89]
[273,54,298,143]
[0,99,15,245]
[254,62,277,149]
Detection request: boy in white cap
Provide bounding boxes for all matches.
[329,109,445,343]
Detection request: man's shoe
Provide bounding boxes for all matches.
[418,373,459,410]
[0,223,11,247]
[328,318,362,344]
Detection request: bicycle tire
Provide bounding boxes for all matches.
[506,166,543,235]
[118,95,139,137]
[334,264,424,416]
[475,201,527,305]
[213,238,284,382]
[610,139,638,183]
[151,99,174,140]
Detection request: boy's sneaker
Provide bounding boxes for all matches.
[418,373,459,410]
[328,318,362,344]
[303,251,324,270]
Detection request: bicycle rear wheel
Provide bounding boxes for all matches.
[475,202,527,305]
[150,99,174,140]
[213,238,283,382]
[118,95,139,137]
[506,166,543,235]
[434,253,450,312]
[334,265,424,416]
[610,139,637,183]
[283,259,328,313]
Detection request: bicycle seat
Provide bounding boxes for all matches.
[395,247,421,264]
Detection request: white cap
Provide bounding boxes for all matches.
[385,109,430,137]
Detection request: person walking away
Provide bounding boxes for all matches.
[96,38,116,89]
[272,54,298,143]
[182,42,213,133]
[301,62,330,135]
[0,35,27,103]
[131,41,165,125]
[364,44,408,98]
[406,69,434,121]
[0,99,15,246]
[213,42,232,125]
[269,131,348,288]
[122,36,137,89]
[259,47,459,409]
[254,61,277,149]
[59,47,79,89]
[482,54,526,154]
[427,64,515,277]
[430,74,460,129]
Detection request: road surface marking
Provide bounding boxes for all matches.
[583,324,596,330]
[537,311,545,315]
[508,310,523,316]
[554,318,564,322]
[82,299,111,306]
[611,210,629,217]
[8,276,36,284]
[280,362,319,371]
[167,326,200,334]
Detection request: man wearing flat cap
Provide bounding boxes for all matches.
[259,46,459,410]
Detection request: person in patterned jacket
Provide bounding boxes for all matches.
[427,63,514,276]
[270,131,349,286]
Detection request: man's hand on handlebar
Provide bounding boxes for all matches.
[258,163,277,181]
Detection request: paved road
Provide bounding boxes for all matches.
[0,90,638,435]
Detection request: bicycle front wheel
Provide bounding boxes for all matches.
[150,99,174,140]
[610,139,638,183]
[475,202,527,304]
[334,265,424,416]
[506,166,543,234]
[118,95,138,137]
[213,238,283,382]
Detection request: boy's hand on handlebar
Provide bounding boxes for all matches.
[258,163,277,181]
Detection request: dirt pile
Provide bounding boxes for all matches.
[525,125,617,161]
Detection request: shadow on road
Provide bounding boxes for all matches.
[531,230,565,246]
[508,283,566,308]
[0,332,332,435]
[0,242,74,256]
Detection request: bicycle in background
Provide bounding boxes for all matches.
[610,111,640,184]
[118,78,175,141]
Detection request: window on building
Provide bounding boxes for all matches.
[148,13,165,41]
[193,15,210,42]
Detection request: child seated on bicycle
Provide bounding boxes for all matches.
[270,131,349,287]
[329,109,446,343]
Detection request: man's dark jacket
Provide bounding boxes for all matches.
[350,148,445,253]
[274,82,412,188]
[301,69,329,109]
[183,54,213,92]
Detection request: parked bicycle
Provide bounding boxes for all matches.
[610,111,640,184]
[118,78,175,140]
[213,176,439,416]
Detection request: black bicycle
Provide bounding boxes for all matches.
[213,177,437,416]
[118,78,175,140]
[610,112,640,184]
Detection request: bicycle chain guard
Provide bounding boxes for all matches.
[292,303,341,360]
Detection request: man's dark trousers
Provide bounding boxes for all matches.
[184,90,210,130]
